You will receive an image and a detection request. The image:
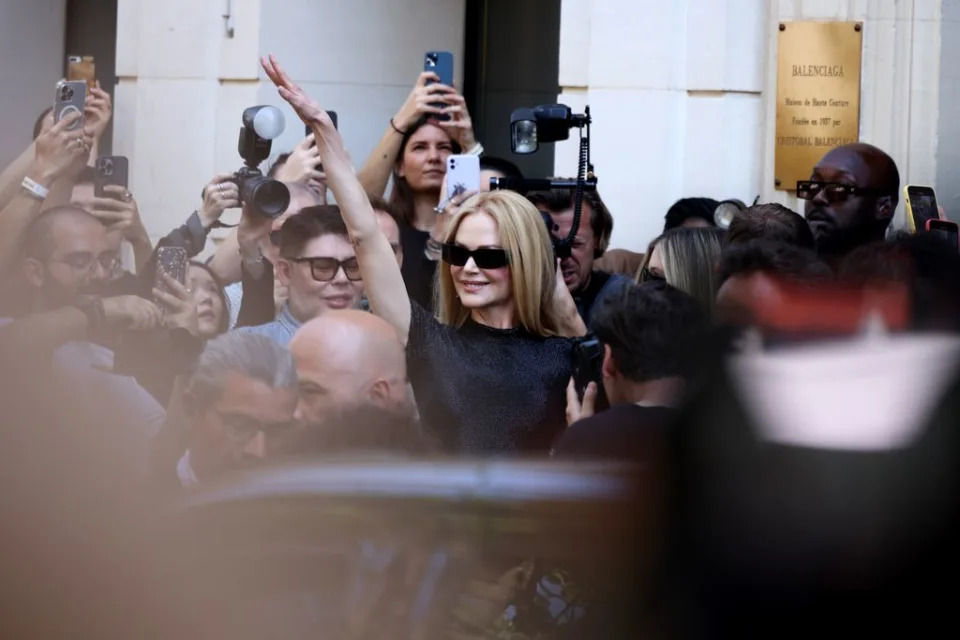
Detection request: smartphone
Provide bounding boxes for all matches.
[54,80,87,131]
[94,156,129,199]
[926,219,959,250]
[304,110,338,137]
[446,155,480,200]
[904,185,940,233]
[155,247,188,296]
[424,51,453,121]
[573,336,609,412]
[66,55,96,94]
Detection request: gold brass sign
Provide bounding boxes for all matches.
[775,21,862,190]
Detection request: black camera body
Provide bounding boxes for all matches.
[233,106,290,218]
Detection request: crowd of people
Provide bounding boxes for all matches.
[1,52,959,637]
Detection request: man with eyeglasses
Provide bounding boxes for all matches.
[797,143,900,260]
[235,205,364,347]
[0,206,168,476]
[158,332,298,490]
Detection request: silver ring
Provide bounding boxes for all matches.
[121,190,133,203]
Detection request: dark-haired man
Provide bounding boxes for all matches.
[236,205,363,347]
[725,202,815,250]
[556,281,707,460]
[800,143,900,260]
[527,188,629,327]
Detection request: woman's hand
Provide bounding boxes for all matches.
[199,173,241,228]
[88,185,147,240]
[152,274,200,337]
[274,134,324,186]
[565,378,598,426]
[393,72,456,132]
[84,83,113,142]
[437,93,477,151]
[32,111,93,184]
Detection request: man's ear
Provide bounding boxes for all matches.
[601,344,617,380]
[876,195,895,223]
[369,379,390,406]
[275,259,292,286]
[22,258,44,289]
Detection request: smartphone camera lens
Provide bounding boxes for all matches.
[426,53,437,67]
[102,159,113,175]
[61,85,74,101]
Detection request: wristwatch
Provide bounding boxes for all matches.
[73,295,106,337]
[239,246,264,267]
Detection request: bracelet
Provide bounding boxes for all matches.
[389,118,406,136]
[21,176,50,201]
[239,246,264,266]
[464,142,484,157]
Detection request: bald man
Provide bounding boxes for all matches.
[803,143,900,260]
[289,309,412,425]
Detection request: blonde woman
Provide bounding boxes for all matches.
[262,55,586,453]
[637,227,724,316]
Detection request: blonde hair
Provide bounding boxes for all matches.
[435,190,563,337]
[636,227,723,316]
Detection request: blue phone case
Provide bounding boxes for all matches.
[424,51,453,121]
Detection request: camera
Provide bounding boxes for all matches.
[59,84,75,102]
[490,103,596,259]
[233,106,290,218]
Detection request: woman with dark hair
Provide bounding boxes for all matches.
[186,261,229,339]
[358,72,481,308]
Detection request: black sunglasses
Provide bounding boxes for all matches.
[290,257,362,282]
[796,180,883,203]
[441,243,510,269]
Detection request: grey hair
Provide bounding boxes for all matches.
[185,332,297,413]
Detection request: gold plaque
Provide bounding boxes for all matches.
[775,21,863,190]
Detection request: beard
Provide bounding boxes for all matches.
[807,207,883,258]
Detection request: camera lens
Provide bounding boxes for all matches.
[426,53,437,66]
[61,86,74,101]
[103,159,114,175]
[242,175,290,218]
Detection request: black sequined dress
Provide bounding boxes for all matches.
[407,301,575,454]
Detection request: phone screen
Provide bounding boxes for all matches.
[927,221,958,248]
[908,187,939,230]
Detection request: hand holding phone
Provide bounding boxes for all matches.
[66,55,96,94]
[926,219,959,250]
[445,155,480,200]
[94,156,129,199]
[424,51,454,121]
[904,185,940,233]
[54,81,87,132]
[155,247,188,297]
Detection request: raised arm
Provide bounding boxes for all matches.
[263,54,412,342]
[356,72,452,197]
[0,112,92,275]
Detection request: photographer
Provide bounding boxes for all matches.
[264,55,585,453]
[558,281,708,461]
[527,187,629,327]
[358,70,479,309]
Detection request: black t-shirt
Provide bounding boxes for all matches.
[399,223,438,310]
[407,301,575,454]
[553,403,675,461]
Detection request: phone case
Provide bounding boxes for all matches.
[446,155,480,200]
[424,51,453,121]
[94,156,129,199]
[904,185,940,234]
[66,55,96,94]
[155,247,188,294]
[54,81,87,131]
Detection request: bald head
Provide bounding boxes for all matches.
[289,310,409,425]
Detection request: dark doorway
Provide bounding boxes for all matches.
[463,0,561,180]
[65,0,118,154]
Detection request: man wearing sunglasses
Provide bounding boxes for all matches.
[235,205,364,347]
[798,143,900,260]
